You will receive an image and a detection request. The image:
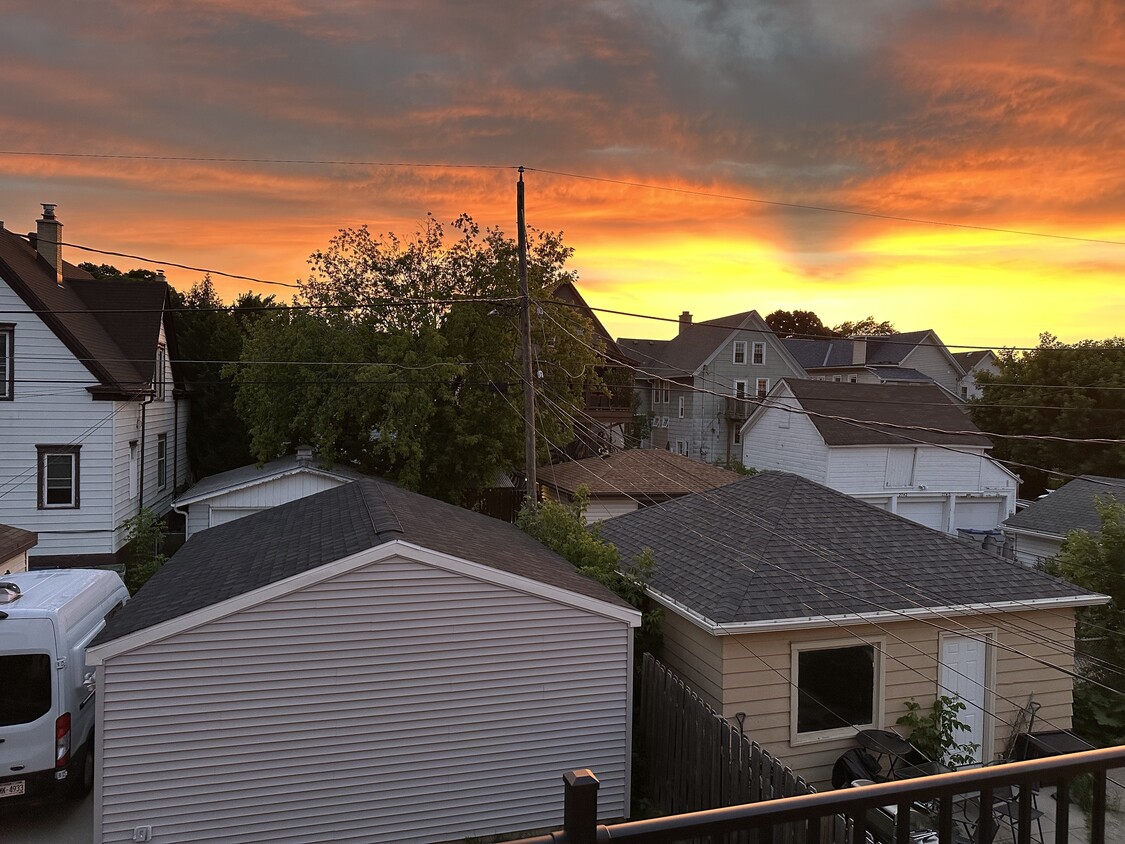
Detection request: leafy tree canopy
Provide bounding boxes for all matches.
[229,214,604,503]
[764,310,895,338]
[831,315,897,336]
[1045,501,1125,745]
[77,262,164,282]
[970,334,1125,497]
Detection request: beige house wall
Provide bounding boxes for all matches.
[657,607,1077,789]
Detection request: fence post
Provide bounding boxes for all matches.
[563,769,600,844]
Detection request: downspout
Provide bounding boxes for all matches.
[138,396,153,509]
[173,395,179,491]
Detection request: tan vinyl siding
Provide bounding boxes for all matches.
[658,610,725,710]
[98,556,632,844]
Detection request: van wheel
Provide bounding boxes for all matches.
[69,741,94,799]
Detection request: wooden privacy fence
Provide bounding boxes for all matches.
[640,653,815,820]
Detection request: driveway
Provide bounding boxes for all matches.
[0,791,92,844]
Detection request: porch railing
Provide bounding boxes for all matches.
[507,745,1125,844]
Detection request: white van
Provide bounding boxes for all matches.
[0,569,128,802]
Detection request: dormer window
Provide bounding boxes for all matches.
[0,324,12,400]
[155,343,167,401]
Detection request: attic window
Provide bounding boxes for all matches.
[733,341,747,364]
[752,342,765,365]
[0,325,12,400]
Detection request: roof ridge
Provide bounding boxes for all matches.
[359,479,404,538]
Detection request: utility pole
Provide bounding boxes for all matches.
[517,167,537,502]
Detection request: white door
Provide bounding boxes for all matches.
[897,498,946,531]
[939,634,990,765]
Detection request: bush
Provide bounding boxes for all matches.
[123,508,167,593]
[896,695,980,768]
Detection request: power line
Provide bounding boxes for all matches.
[0,149,514,170]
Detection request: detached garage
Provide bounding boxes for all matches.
[88,478,640,844]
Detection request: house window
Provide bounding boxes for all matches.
[661,416,669,428]
[849,375,858,383]
[129,441,139,499]
[676,440,685,455]
[155,343,167,401]
[734,379,747,399]
[752,342,765,365]
[756,378,769,398]
[157,434,168,490]
[652,383,660,407]
[678,396,685,418]
[733,426,741,445]
[833,375,842,382]
[961,385,969,399]
[733,341,747,364]
[792,641,880,740]
[662,382,670,404]
[36,445,80,509]
[0,324,12,400]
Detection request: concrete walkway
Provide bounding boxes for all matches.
[1,792,92,844]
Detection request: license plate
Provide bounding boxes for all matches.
[0,781,25,798]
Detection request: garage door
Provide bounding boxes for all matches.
[208,507,266,528]
[954,498,1005,531]
[896,498,945,531]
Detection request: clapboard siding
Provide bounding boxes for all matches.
[98,557,632,844]
[585,497,640,524]
[901,340,962,396]
[1006,531,1063,567]
[658,609,725,710]
[183,471,352,538]
[695,611,1077,788]
[0,281,118,556]
[740,389,830,482]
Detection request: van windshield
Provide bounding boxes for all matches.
[0,654,52,726]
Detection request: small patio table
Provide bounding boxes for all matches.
[856,729,916,778]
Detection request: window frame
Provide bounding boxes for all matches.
[157,433,168,490]
[36,444,80,509]
[790,638,884,745]
[756,377,769,398]
[155,343,167,401]
[733,379,747,399]
[678,396,685,418]
[0,324,13,401]
[662,382,670,404]
[733,341,747,365]
[751,341,765,365]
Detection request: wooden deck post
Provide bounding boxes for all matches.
[563,769,600,844]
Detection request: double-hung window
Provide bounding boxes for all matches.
[756,378,769,398]
[733,341,747,364]
[678,396,685,418]
[0,324,13,400]
[37,445,80,509]
[752,342,765,365]
[662,382,670,404]
[157,434,168,490]
[792,640,882,742]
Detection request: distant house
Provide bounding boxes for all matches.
[0,206,188,567]
[538,449,741,524]
[598,472,1105,786]
[88,477,640,844]
[618,310,806,464]
[0,523,36,574]
[173,446,366,540]
[1002,475,1125,566]
[952,349,1000,401]
[783,330,964,397]
[740,379,1018,535]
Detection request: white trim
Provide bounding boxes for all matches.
[789,636,885,746]
[89,540,640,663]
[173,465,356,508]
[751,341,766,366]
[1002,525,1065,542]
[938,627,996,764]
[646,587,1108,636]
[733,340,747,365]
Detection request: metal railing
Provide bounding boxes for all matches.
[508,745,1125,844]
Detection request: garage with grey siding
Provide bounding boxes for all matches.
[88,479,640,844]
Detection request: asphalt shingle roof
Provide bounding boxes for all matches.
[1003,475,1125,537]
[783,331,950,372]
[0,523,37,562]
[538,449,742,500]
[779,379,992,447]
[952,350,993,372]
[0,225,170,392]
[174,454,368,506]
[95,477,631,646]
[618,310,758,378]
[597,472,1099,626]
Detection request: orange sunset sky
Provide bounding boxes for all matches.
[1,0,1122,349]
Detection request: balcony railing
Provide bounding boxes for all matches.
[508,745,1125,844]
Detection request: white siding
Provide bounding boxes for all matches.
[901,338,962,395]
[1005,531,1064,567]
[134,321,186,521]
[0,281,118,557]
[585,497,639,525]
[98,556,633,844]
[182,472,353,539]
[740,389,830,483]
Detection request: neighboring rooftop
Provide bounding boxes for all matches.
[775,379,992,447]
[598,472,1102,626]
[618,310,761,378]
[0,222,171,394]
[1003,475,1125,537]
[95,477,631,646]
[782,330,948,371]
[538,449,742,501]
[0,523,37,561]
[173,451,368,507]
[952,350,995,371]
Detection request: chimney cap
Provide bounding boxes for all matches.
[295,445,315,465]
[40,203,57,220]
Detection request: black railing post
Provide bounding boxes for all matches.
[1091,771,1107,844]
[563,769,600,844]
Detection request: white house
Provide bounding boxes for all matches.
[952,349,1001,401]
[0,206,188,567]
[173,446,366,539]
[1002,475,1125,566]
[88,477,640,844]
[740,379,1018,535]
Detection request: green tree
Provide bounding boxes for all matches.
[1044,501,1125,745]
[764,309,835,337]
[970,334,1125,498]
[230,215,602,502]
[832,316,897,336]
[78,262,164,282]
[122,507,167,593]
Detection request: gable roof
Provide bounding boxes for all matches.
[538,449,741,500]
[597,472,1103,629]
[0,225,171,395]
[1003,475,1125,538]
[783,330,963,374]
[550,281,632,364]
[772,379,992,447]
[953,350,996,371]
[173,453,368,507]
[94,477,632,647]
[618,310,802,379]
[0,523,37,561]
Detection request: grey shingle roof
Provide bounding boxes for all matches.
[0,226,171,393]
[866,366,934,383]
[952,350,994,371]
[779,379,992,447]
[95,477,630,646]
[597,472,1099,626]
[618,310,759,378]
[1003,475,1125,538]
[538,449,741,500]
[174,454,367,506]
[783,331,954,372]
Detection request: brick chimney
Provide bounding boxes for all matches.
[679,310,693,335]
[35,204,64,286]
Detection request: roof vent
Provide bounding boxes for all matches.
[0,582,21,604]
[295,445,314,465]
